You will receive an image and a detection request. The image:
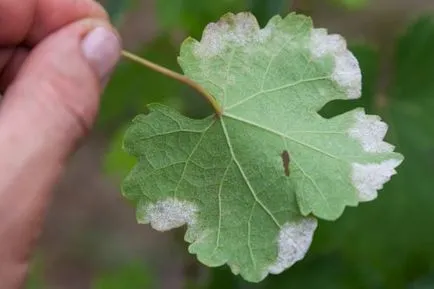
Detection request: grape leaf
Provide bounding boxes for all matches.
[122,12,403,282]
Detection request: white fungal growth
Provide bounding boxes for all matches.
[194,12,273,58]
[141,198,198,231]
[352,159,402,202]
[257,22,274,42]
[349,110,395,153]
[309,29,362,99]
[268,218,318,274]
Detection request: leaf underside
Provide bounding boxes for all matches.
[122,12,403,282]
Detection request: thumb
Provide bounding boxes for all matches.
[0,20,120,287]
[1,19,121,143]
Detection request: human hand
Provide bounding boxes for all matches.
[0,1,121,287]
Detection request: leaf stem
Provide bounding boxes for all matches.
[121,50,222,116]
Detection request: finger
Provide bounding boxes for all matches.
[0,19,120,288]
[0,0,108,45]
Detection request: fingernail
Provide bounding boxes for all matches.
[81,27,121,81]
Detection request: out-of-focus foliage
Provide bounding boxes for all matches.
[393,16,434,100]
[92,262,154,289]
[332,0,370,10]
[25,254,46,289]
[104,125,136,178]
[409,274,434,289]
[155,0,246,37]
[248,0,289,26]
[155,0,293,36]
[99,0,139,24]
[335,15,434,287]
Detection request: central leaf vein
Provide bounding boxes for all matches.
[220,118,282,229]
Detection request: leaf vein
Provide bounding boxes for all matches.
[224,113,341,160]
[173,121,217,198]
[290,154,333,213]
[226,76,330,111]
[211,160,232,257]
[259,18,309,91]
[247,203,257,269]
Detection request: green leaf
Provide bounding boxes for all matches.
[122,12,402,282]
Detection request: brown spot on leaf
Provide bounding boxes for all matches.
[281,150,290,177]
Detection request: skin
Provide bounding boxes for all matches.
[0,0,119,287]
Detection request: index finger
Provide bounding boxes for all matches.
[0,0,108,45]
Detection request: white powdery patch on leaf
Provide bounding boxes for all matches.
[349,110,395,153]
[352,159,402,202]
[309,28,362,99]
[194,12,273,58]
[141,198,198,231]
[267,218,318,275]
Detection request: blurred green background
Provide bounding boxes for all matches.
[26,0,434,288]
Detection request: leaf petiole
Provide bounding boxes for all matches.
[121,50,222,116]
